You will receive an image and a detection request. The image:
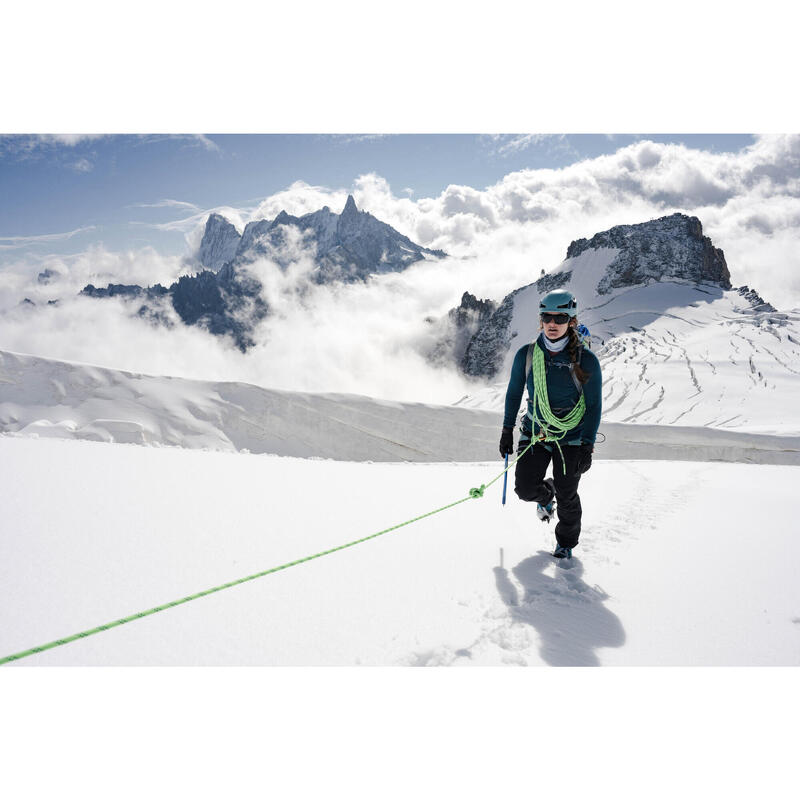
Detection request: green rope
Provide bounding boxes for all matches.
[530,342,586,474]
[0,452,528,666]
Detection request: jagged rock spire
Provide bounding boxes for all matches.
[341,194,359,218]
[198,213,241,272]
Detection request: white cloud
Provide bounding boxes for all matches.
[0,243,186,313]
[0,134,107,159]
[0,226,97,250]
[69,158,94,173]
[42,134,106,146]
[131,204,251,254]
[130,199,201,212]
[250,180,350,220]
[334,134,391,145]
[191,134,220,152]
[487,133,580,161]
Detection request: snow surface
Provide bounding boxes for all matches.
[2,435,799,666]
[3,348,799,465]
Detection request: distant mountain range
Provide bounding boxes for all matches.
[200,194,445,279]
[79,195,446,350]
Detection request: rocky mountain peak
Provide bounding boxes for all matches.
[272,210,294,225]
[341,194,359,219]
[566,212,731,293]
[198,213,242,272]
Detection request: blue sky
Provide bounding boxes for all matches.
[0,133,756,260]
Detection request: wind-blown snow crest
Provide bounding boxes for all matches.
[2,349,799,465]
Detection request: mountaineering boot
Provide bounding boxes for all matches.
[536,477,555,523]
[553,545,572,559]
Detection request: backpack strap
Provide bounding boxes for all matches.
[525,342,534,389]
[568,356,584,394]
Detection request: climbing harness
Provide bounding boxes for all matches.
[0,448,532,666]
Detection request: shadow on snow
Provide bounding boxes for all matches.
[494,551,625,666]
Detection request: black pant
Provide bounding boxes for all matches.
[514,441,583,550]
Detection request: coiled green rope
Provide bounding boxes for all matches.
[530,342,586,473]
[0,450,530,666]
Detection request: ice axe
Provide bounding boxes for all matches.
[502,454,508,505]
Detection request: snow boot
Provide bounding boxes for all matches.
[536,477,555,523]
[553,545,572,559]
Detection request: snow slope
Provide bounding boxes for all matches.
[3,349,799,465]
[1,436,798,666]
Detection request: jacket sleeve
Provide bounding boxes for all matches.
[580,350,603,444]
[502,346,528,429]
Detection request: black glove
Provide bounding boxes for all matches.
[575,443,593,475]
[499,427,514,458]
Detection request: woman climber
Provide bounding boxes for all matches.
[498,289,602,559]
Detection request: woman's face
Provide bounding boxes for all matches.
[541,313,571,340]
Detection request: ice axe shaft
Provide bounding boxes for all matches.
[502,454,508,505]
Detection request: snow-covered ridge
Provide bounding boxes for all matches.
[2,349,798,465]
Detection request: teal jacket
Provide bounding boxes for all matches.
[503,333,602,445]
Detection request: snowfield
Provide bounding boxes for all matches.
[2,435,798,666]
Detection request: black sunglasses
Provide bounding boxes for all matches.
[541,313,570,324]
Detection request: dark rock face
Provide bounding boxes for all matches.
[37,268,59,285]
[734,285,776,313]
[198,214,242,272]
[450,291,496,330]
[171,268,268,350]
[81,284,169,300]
[461,284,534,378]
[428,292,498,367]
[79,270,265,352]
[535,270,572,294]
[459,270,574,380]
[567,213,731,294]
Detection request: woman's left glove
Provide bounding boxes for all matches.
[575,444,593,475]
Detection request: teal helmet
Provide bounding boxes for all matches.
[539,289,577,317]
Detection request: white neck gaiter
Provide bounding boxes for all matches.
[541,332,569,353]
